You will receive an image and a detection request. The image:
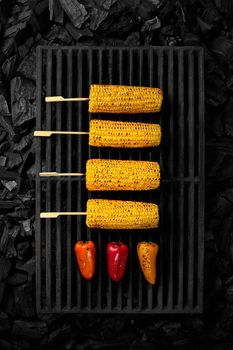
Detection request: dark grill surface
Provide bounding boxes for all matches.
[36,46,204,314]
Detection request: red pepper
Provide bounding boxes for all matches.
[107,242,128,282]
[74,241,96,281]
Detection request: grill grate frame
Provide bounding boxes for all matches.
[36,46,204,314]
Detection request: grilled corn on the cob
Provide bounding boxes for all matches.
[89,85,163,114]
[86,199,159,229]
[89,120,161,148]
[86,159,160,191]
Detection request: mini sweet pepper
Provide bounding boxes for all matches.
[137,241,158,285]
[74,241,96,281]
[107,242,128,282]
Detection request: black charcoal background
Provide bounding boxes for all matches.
[0,0,232,349]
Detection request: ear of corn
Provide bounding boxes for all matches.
[86,199,159,230]
[86,159,160,191]
[89,85,163,114]
[89,120,161,148]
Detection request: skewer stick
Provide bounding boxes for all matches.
[34,131,89,137]
[39,172,85,177]
[45,96,89,102]
[40,212,87,218]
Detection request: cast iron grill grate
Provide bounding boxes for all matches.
[36,46,204,313]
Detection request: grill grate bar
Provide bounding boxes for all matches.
[87,49,93,310]
[178,50,184,308]
[67,49,73,310]
[45,49,53,310]
[158,50,164,310]
[197,51,205,310]
[96,49,101,310]
[107,48,113,312]
[128,49,134,312]
[117,49,123,311]
[36,47,42,312]
[168,49,174,309]
[55,50,62,310]
[148,49,155,311]
[137,49,144,311]
[97,49,103,310]
[77,49,83,309]
[187,51,195,309]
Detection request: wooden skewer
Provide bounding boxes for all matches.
[40,172,85,177]
[40,212,87,218]
[45,96,89,102]
[34,131,89,137]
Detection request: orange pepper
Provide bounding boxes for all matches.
[137,242,158,285]
[74,241,96,281]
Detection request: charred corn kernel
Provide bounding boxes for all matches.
[89,120,161,148]
[89,85,163,114]
[86,199,159,230]
[86,159,160,191]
